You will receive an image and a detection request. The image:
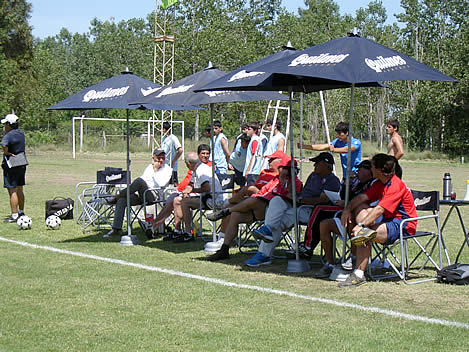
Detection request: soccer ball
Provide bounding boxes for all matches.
[45,215,61,230]
[17,215,32,230]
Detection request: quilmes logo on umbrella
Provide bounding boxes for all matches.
[157,84,194,97]
[82,86,130,102]
[365,55,407,73]
[228,70,264,82]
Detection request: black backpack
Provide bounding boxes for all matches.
[436,264,469,285]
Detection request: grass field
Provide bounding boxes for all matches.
[1,150,468,351]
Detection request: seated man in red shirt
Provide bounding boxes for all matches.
[338,154,417,288]
[205,156,301,261]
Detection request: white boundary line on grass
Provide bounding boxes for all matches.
[2,236,468,330]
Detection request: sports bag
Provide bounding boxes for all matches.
[45,197,74,220]
[436,263,469,285]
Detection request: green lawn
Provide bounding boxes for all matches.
[0,151,468,351]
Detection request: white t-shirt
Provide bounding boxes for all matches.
[141,163,172,189]
[190,162,226,205]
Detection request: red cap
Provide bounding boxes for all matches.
[279,157,298,168]
[266,150,286,160]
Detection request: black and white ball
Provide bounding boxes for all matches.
[45,215,61,230]
[17,215,32,230]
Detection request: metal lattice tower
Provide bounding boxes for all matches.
[152,1,176,150]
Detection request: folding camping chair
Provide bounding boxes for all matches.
[75,181,123,232]
[368,190,449,284]
[192,173,234,241]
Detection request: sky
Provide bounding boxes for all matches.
[29,0,404,39]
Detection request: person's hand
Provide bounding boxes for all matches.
[341,209,352,227]
[297,142,303,149]
[329,144,335,152]
[228,163,234,171]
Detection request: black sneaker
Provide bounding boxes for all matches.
[206,208,230,221]
[173,232,194,243]
[4,215,18,223]
[163,231,181,241]
[206,244,230,261]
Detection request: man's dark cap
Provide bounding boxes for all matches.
[310,152,334,165]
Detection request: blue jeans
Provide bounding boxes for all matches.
[113,177,157,230]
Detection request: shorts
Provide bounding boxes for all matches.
[171,171,178,184]
[3,165,26,188]
[233,169,246,187]
[384,218,411,245]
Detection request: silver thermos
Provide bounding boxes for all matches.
[443,173,452,200]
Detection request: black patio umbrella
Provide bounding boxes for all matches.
[48,69,202,241]
[196,32,457,271]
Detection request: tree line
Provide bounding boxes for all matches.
[0,0,467,157]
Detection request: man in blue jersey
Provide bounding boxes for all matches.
[210,120,231,174]
[299,121,361,179]
[262,119,286,170]
[161,122,183,186]
[229,133,250,186]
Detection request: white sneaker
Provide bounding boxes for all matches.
[341,256,354,271]
[204,237,225,253]
[329,265,352,282]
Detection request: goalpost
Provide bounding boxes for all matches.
[71,116,184,159]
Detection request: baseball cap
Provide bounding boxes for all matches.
[357,159,372,170]
[266,150,286,160]
[1,114,18,124]
[152,148,166,156]
[310,152,334,165]
[279,157,298,168]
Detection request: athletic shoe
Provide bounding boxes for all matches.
[329,266,352,282]
[206,244,230,261]
[341,256,354,271]
[206,208,230,221]
[351,227,377,246]
[173,232,194,243]
[338,272,367,288]
[285,243,313,260]
[103,229,121,238]
[163,230,181,241]
[252,226,273,243]
[204,237,225,251]
[245,252,271,267]
[314,264,334,279]
[4,215,18,223]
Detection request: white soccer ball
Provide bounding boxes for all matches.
[45,215,61,230]
[17,215,32,230]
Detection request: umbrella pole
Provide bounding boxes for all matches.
[286,87,310,273]
[210,103,217,242]
[121,109,139,245]
[319,91,335,175]
[299,93,303,179]
[341,84,355,260]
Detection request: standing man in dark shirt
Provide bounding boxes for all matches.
[1,114,27,223]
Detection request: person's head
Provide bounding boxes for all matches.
[246,121,259,137]
[212,120,222,135]
[162,121,171,134]
[386,119,400,135]
[334,121,349,142]
[266,150,287,173]
[356,159,373,183]
[152,148,166,169]
[266,119,281,132]
[204,126,211,138]
[239,133,251,149]
[371,153,396,181]
[278,157,299,178]
[197,143,210,164]
[310,152,334,177]
[241,123,249,134]
[185,152,199,171]
[2,113,19,130]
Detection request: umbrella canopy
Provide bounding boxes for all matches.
[131,63,289,106]
[253,33,457,84]
[48,69,201,111]
[196,43,384,93]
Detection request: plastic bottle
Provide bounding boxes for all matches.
[464,180,469,201]
[443,173,452,200]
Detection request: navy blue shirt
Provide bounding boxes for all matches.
[2,129,25,155]
[300,172,341,199]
